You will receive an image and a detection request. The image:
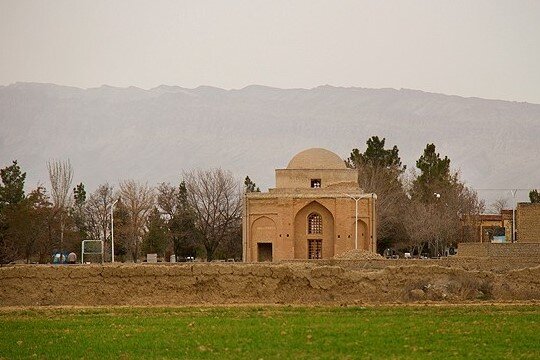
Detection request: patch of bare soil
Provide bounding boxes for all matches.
[0,261,538,307]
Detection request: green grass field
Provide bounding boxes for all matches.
[0,305,538,359]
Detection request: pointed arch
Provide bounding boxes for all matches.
[250,216,277,262]
[293,201,335,259]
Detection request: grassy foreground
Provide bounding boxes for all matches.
[0,305,538,359]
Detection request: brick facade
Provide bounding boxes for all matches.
[458,242,540,258]
[517,203,540,243]
[243,148,376,262]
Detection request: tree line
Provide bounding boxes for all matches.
[347,137,484,256]
[3,136,536,264]
[0,162,251,264]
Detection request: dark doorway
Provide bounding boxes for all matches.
[257,243,273,262]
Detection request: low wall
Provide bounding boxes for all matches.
[458,242,540,258]
[1,262,539,307]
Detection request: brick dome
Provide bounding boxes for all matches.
[286,148,346,170]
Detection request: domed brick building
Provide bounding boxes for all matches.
[242,148,377,262]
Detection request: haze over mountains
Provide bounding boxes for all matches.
[1,82,539,205]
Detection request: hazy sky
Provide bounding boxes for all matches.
[1,0,539,103]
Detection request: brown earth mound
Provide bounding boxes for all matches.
[333,249,383,260]
[1,261,539,307]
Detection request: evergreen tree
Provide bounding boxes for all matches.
[411,143,452,203]
[170,181,199,258]
[347,136,404,171]
[0,160,27,264]
[71,182,88,239]
[0,160,26,209]
[244,176,260,193]
[73,183,86,205]
[408,143,483,256]
[142,208,168,257]
[530,189,540,203]
[347,136,408,251]
[156,181,198,259]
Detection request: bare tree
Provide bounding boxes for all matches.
[183,169,242,261]
[490,197,509,214]
[403,174,484,256]
[47,159,73,258]
[84,184,115,259]
[402,200,437,256]
[356,160,409,249]
[118,180,154,262]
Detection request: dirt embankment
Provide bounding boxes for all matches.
[1,261,539,307]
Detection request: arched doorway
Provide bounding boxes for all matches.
[293,201,335,259]
[251,216,276,262]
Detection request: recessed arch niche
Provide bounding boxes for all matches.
[251,216,277,261]
[293,201,334,259]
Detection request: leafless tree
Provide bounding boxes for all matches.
[183,169,242,261]
[84,184,115,259]
[490,197,509,214]
[402,200,437,256]
[47,159,73,257]
[156,182,179,218]
[356,161,409,247]
[403,174,484,256]
[118,180,154,262]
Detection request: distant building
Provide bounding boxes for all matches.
[461,210,513,243]
[242,148,376,262]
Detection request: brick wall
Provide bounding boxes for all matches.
[517,203,540,243]
[458,242,540,258]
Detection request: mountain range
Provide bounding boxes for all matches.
[1,82,539,206]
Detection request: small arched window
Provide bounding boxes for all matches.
[308,213,322,234]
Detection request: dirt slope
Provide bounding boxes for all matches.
[1,261,539,307]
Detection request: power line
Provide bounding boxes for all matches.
[473,188,536,191]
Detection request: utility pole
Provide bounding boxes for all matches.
[111,198,120,262]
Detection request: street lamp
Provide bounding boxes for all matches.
[343,193,377,251]
[111,197,120,263]
[511,189,517,243]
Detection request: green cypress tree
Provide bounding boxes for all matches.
[244,176,260,193]
[411,143,452,203]
[0,160,26,209]
[143,208,168,257]
[530,189,540,203]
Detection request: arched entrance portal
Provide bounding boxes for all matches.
[293,201,335,259]
[251,216,276,262]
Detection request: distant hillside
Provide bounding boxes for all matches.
[1,82,539,204]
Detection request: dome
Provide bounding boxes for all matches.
[286,148,347,170]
